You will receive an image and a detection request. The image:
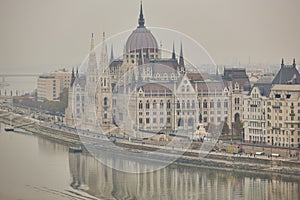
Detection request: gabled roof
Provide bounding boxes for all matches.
[222,68,251,91]
[272,64,300,84]
[186,73,204,82]
[150,59,179,73]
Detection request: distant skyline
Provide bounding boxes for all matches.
[0,0,299,73]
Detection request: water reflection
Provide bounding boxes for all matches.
[69,152,300,200]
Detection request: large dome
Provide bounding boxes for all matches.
[125,2,158,53]
[126,27,158,53]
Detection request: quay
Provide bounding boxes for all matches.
[0,109,300,177]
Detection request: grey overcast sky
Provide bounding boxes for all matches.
[0,0,299,73]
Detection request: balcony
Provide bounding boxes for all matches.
[272,105,280,109]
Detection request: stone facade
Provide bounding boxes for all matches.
[65,3,250,138]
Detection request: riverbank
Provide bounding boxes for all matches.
[1,110,300,177]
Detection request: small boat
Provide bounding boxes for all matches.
[5,116,14,131]
[4,127,14,132]
[69,146,83,153]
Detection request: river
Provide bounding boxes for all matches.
[0,123,299,200]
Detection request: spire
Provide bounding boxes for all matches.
[216,65,219,76]
[180,42,183,58]
[76,67,79,77]
[110,44,114,63]
[138,1,145,28]
[179,42,185,70]
[100,32,108,68]
[71,67,75,86]
[281,58,284,68]
[102,32,106,42]
[172,42,176,60]
[293,58,296,68]
[90,33,95,51]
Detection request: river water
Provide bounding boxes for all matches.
[0,122,299,200]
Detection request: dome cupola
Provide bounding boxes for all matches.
[125,2,158,54]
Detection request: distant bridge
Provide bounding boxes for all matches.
[0,73,41,84]
[0,73,40,78]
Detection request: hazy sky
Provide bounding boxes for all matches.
[0,0,299,73]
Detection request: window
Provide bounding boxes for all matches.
[178,118,183,127]
[177,100,180,109]
[203,100,207,108]
[153,100,157,109]
[167,117,171,123]
[167,100,171,109]
[210,101,214,108]
[182,100,185,109]
[160,118,164,123]
[146,118,150,124]
[191,100,195,108]
[139,101,143,109]
[139,118,143,124]
[217,100,221,108]
[187,100,190,109]
[104,97,108,106]
[160,100,164,109]
[234,98,240,104]
[275,94,281,98]
[146,100,150,109]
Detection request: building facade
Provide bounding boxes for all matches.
[37,75,61,101]
[65,3,250,138]
[37,69,72,101]
[243,59,300,149]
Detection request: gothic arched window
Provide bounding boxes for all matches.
[160,100,164,109]
[167,100,171,109]
[146,100,150,109]
[203,100,207,108]
[153,100,157,109]
[104,97,108,106]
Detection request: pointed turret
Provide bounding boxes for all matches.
[87,33,97,75]
[172,42,176,60]
[110,44,114,63]
[90,33,95,51]
[138,1,145,28]
[76,67,79,77]
[179,42,185,72]
[281,58,284,68]
[100,32,108,69]
[293,58,296,68]
[71,67,75,86]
